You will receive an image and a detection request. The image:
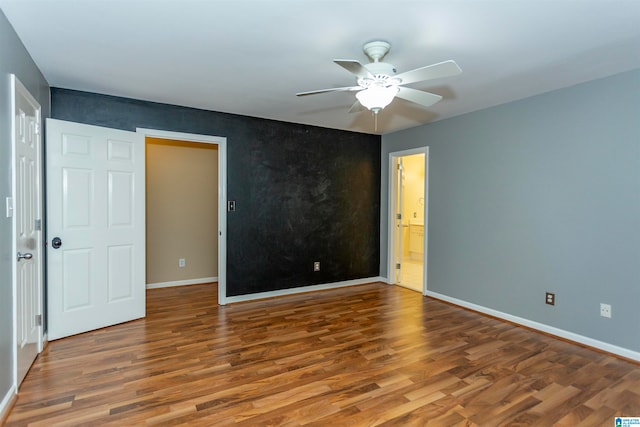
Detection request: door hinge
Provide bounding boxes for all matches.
[35,219,42,231]
[36,314,42,326]
[33,121,40,135]
[396,263,401,270]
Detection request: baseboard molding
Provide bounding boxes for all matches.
[0,385,17,425]
[426,290,640,363]
[41,333,48,353]
[223,276,386,304]
[146,277,218,289]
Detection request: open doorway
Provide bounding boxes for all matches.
[145,138,219,289]
[44,121,228,342]
[137,128,227,305]
[388,147,428,294]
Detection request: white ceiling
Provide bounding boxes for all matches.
[2,0,639,135]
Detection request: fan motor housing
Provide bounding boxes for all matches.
[364,62,396,76]
[359,62,399,88]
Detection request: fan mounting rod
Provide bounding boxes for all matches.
[363,41,390,62]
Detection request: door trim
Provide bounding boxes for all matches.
[10,74,44,387]
[136,128,228,305]
[387,147,429,295]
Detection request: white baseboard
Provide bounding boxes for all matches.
[146,277,217,289]
[0,385,16,424]
[223,276,386,304]
[39,332,48,353]
[426,290,640,363]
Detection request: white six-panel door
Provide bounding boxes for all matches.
[12,75,43,386]
[46,119,145,340]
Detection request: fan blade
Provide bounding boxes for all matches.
[396,87,443,108]
[334,60,373,79]
[296,86,361,96]
[348,100,366,113]
[394,60,462,86]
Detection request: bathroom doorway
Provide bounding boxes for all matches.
[388,148,428,294]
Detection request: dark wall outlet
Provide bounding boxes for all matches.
[546,292,555,305]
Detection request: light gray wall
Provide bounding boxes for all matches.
[0,7,49,405]
[382,69,640,353]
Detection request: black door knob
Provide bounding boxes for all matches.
[52,237,62,249]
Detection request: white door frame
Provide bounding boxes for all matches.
[10,74,44,387]
[387,147,429,295]
[136,128,228,305]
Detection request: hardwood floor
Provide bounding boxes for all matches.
[6,283,640,426]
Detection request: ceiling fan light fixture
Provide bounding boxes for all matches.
[296,39,462,131]
[355,85,399,113]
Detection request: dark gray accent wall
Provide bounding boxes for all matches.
[51,88,381,297]
[0,8,50,407]
[382,70,640,353]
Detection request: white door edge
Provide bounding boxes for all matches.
[387,147,429,295]
[136,128,228,305]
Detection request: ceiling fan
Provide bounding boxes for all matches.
[296,40,462,119]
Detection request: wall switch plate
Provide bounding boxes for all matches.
[600,303,612,318]
[179,258,186,268]
[545,292,555,306]
[313,261,320,272]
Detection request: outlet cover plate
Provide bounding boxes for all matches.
[545,292,555,306]
[600,303,611,318]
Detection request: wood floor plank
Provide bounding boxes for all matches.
[6,282,640,426]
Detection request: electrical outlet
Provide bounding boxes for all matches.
[313,261,320,272]
[545,292,555,306]
[179,258,186,268]
[600,303,611,318]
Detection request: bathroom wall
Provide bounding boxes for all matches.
[402,154,425,224]
[399,154,425,257]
